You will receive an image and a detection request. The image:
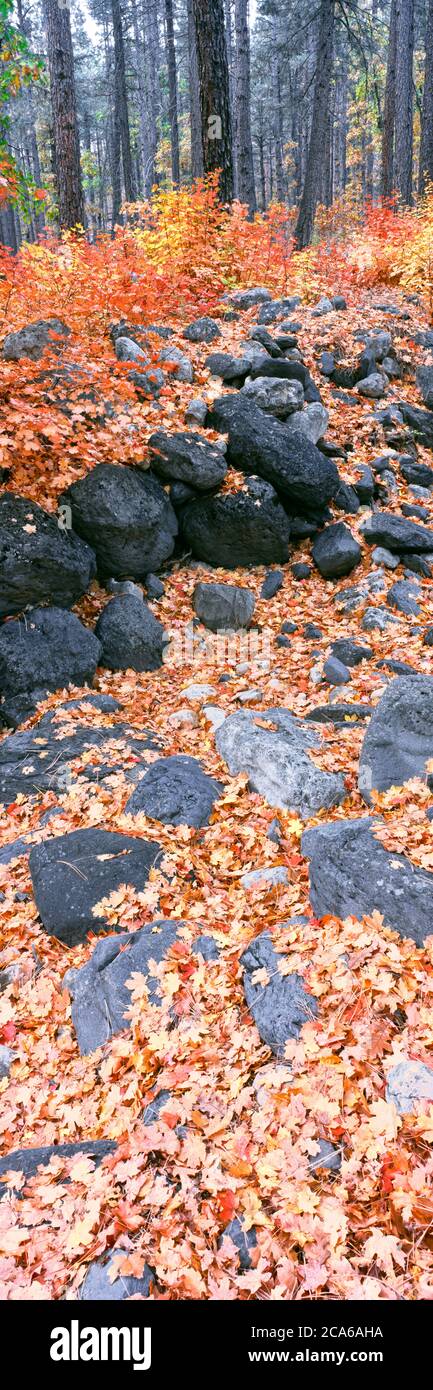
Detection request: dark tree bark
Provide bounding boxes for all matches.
[419,0,433,194]
[43,0,85,229]
[144,0,161,192]
[234,0,256,213]
[381,0,397,197]
[294,0,335,247]
[192,0,234,202]
[164,0,180,183]
[111,0,136,204]
[187,0,203,178]
[394,0,414,204]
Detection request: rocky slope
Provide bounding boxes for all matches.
[0,286,432,1300]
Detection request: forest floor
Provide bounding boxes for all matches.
[0,278,433,1301]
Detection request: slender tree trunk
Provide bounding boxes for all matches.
[294,0,335,247]
[164,0,180,183]
[43,0,85,229]
[419,0,433,194]
[381,0,397,197]
[234,0,256,213]
[144,0,160,190]
[132,0,151,196]
[225,0,237,196]
[192,0,234,202]
[187,0,203,178]
[394,0,414,204]
[111,0,136,204]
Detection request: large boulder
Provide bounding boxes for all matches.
[64,919,182,1053]
[0,493,96,619]
[302,817,433,945]
[215,708,345,817]
[231,286,272,309]
[359,675,433,801]
[0,608,101,729]
[206,394,339,516]
[398,401,433,446]
[126,754,222,826]
[29,827,162,945]
[416,366,433,410]
[312,522,361,578]
[148,430,227,490]
[95,593,165,671]
[2,318,70,361]
[241,930,318,1055]
[241,375,304,418]
[0,695,158,804]
[192,581,255,631]
[361,512,433,553]
[181,476,292,567]
[64,464,178,579]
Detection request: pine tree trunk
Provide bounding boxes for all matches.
[234,0,256,213]
[192,0,234,202]
[187,0,203,178]
[111,0,136,204]
[132,0,151,197]
[43,0,85,229]
[419,0,433,194]
[164,0,180,183]
[381,0,397,197]
[394,0,414,204]
[294,0,335,247]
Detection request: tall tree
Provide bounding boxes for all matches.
[192,0,234,201]
[164,0,180,183]
[111,0,135,204]
[419,0,433,195]
[187,0,203,178]
[43,0,85,228]
[294,0,335,247]
[381,0,397,197]
[234,0,256,212]
[394,0,414,203]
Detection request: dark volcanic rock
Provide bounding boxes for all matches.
[181,477,292,567]
[399,458,433,488]
[330,639,373,667]
[64,463,178,578]
[193,581,255,631]
[80,1249,155,1301]
[0,696,158,804]
[0,493,96,619]
[126,754,222,826]
[416,365,433,409]
[205,351,251,384]
[29,827,162,945]
[302,816,433,946]
[241,930,318,1055]
[183,316,221,343]
[361,512,433,553]
[206,394,339,517]
[148,430,227,491]
[387,578,421,616]
[215,708,345,816]
[398,402,433,446]
[64,918,182,1053]
[359,675,433,801]
[0,607,101,728]
[2,318,70,361]
[95,594,165,671]
[0,1140,116,1198]
[312,522,361,578]
[260,569,284,598]
[219,1218,257,1271]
